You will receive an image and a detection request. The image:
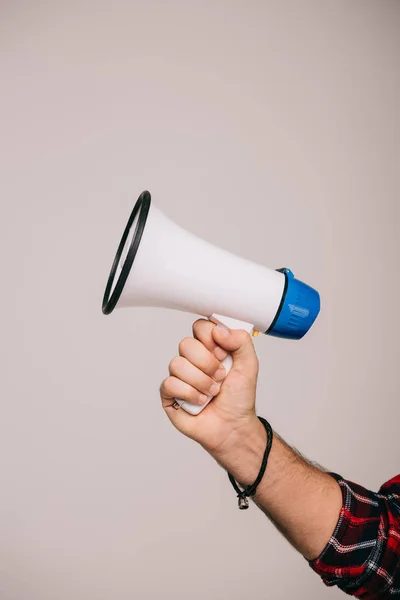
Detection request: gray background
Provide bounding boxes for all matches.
[1,1,399,599]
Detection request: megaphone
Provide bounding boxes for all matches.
[102,191,320,415]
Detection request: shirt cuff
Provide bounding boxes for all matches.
[308,472,382,595]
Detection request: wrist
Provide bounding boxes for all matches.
[208,416,268,487]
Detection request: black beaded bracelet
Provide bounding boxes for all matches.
[227,416,273,509]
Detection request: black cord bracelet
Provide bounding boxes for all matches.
[227,416,273,510]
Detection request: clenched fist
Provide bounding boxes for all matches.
[160,319,262,461]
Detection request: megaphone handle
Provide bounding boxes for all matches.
[175,315,255,415]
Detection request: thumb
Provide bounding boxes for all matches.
[212,324,259,377]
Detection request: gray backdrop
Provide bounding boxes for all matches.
[1,1,399,599]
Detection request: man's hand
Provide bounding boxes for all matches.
[159,319,263,458]
[159,318,343,563]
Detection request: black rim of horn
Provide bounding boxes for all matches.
[102,190,151,315]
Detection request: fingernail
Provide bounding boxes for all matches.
[199,393,208,403]
[213,367,226,381]
[209,382,221,396]
[216,324,230,336]
[214,346,228,361]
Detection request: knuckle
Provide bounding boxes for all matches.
[192,318,210,336]
[169,355,183,372]
[238,329,251,343]
[159,377,169,395]
[178,337,193,354]
[192,319,204,334]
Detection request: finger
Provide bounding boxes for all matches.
[169,356,223,396]
[160,385,196,433]
[212,325,259,377]
[160,375,209,406]
[192,319,228,362]
[178,337,226,380]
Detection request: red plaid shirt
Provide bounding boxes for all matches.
[310,473,400,598]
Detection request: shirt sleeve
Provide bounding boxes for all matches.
[309,472,400,599]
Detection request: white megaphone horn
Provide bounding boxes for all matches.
[102,191,320,415]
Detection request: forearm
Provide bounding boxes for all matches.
[162,320,400,596]
[208,417,342,561]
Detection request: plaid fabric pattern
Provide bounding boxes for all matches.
[310,473,400,598]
